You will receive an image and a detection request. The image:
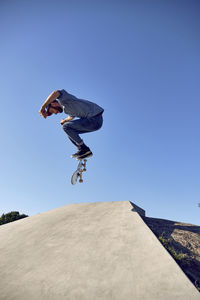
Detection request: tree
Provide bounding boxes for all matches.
[0,211,28,225]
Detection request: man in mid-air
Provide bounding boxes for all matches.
[39,89,104,160]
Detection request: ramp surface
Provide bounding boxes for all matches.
[0,201,199,299]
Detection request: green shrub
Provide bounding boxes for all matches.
[0,211,28,225]
[158,235,192,266]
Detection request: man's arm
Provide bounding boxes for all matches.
[39,90,60,117]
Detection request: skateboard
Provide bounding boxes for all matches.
[71,159,87,185]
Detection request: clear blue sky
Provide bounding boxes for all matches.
[1,0,200,225]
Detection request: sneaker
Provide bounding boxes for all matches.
[76,144,93,160]
[71,149,82,158]
[77,150,93,160]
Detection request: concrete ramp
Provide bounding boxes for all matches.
[0,201,199,299]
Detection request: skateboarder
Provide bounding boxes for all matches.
[39,89,104,159]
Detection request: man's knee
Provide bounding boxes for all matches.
[63,122,71,132]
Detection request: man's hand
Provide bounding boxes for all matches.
[60,119,67,125]
[60,116,75,125]
[39,106,47,119]
[39,90,60,119]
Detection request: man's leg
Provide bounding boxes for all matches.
[63,123,83,146]
[62,119,92,158]
[68,136,81,148]
[62,116,103,158]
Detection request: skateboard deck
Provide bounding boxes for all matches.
[71,159,87,185]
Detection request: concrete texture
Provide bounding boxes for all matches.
[0,201,199,300]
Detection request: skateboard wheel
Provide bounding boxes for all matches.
[79,179,83,183]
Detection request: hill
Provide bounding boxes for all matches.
[141,216,200,292]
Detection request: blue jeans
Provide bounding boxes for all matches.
[62,114,103,146]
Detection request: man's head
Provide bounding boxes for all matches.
[46,100,63,116]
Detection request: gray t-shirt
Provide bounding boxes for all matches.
[57,89,104,118]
